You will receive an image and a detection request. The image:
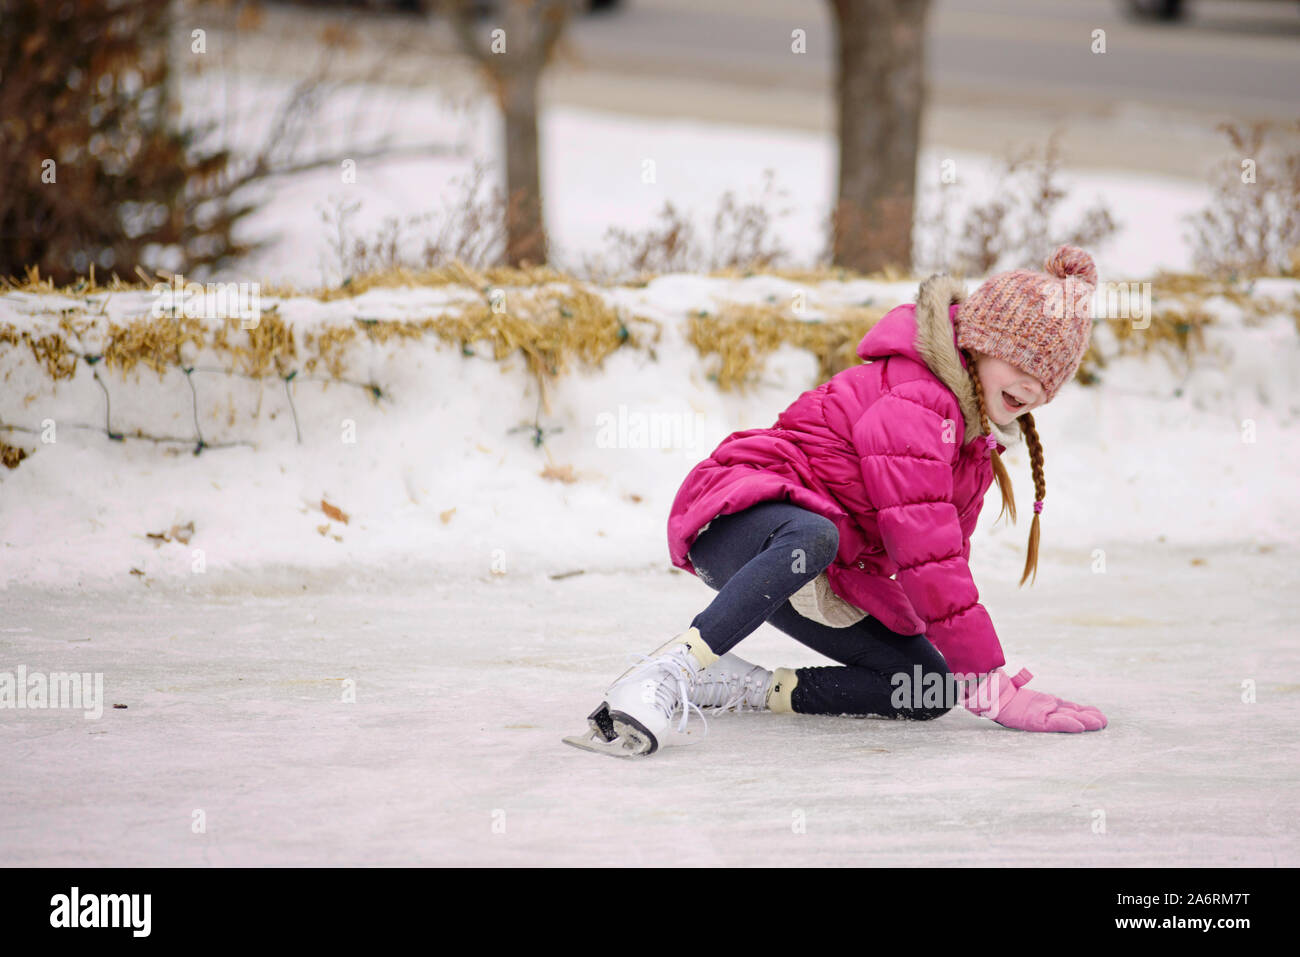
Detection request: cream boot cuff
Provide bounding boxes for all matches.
[767,667,799,714]
[679,626,719,670]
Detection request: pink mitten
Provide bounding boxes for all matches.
[961,668,1107,732]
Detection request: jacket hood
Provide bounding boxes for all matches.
[856,274,1022,448]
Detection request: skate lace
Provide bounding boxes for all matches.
[694,670,765,713]
[609,648,709,736]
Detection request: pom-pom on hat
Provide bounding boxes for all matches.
[956,245,1097,403]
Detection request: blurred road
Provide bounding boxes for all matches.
[211,0,1300,179]
[560,0,1299,116]
[548,0,1300,178]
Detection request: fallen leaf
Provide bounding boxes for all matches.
[0,441,27,469]
[129,567,144,576]
[540,463,578,483]
[145,520,194,546]
[316,524,330,536]
[321,499,349,524]
[440,507,456,524]
[1190,557,1206,566]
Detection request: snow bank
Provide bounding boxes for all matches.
[2,274,1298,593]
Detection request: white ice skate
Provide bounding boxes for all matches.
[689,652,774,714]
[562,627,718,758]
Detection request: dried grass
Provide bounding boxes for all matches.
[102,314,208,379]
[688,301,885,393]
[0,276,666,425]
[3,261,1296,419]
[1076,270,1300,383]
[311,262,572,301]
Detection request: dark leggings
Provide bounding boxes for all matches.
[687,501,953,719]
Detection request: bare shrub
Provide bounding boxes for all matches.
[708,169,793,270]
[915,129,1119,277]
[576,170,794,282]
[321,160,515,278]
[587,201,699,280]
[418,160,514,269]
[1186,119,1300,278]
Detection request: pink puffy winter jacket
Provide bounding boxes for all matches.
[666,274,1024,676]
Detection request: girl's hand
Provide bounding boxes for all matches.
[960,667,1107,732]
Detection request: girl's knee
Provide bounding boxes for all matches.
[791,514,839,570]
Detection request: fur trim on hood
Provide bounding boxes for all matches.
[913,273,1022,449]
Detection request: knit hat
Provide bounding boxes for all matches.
[955,245,1098,403]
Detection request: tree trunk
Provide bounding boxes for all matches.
[830,0,931,274]
[502,74,547,268]
[443,0,568,268]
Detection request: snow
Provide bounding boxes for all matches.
[168,69,1212,289]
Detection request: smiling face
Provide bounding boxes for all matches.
[969,351,1047,427]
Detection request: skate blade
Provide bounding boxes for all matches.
[561,704,656,758]
[561,728,643,758]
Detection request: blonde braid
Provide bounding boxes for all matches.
[965,349,1046,587]
[1017,412,1045,587]
[964,351,1016,527]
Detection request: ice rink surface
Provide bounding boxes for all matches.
[3,541,1296,867]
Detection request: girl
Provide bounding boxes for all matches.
[564,245,1108,758]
